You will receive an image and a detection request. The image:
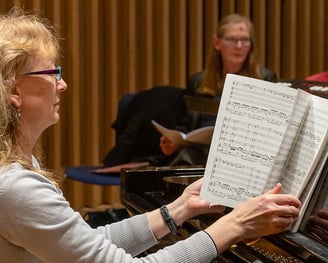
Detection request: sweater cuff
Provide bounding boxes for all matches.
[165,230,218,262]
[203,230,219,256]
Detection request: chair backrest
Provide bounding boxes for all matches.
[115,93,136,142]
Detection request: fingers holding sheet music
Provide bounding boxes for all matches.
[230,188,301,232]
[204,183,301,253]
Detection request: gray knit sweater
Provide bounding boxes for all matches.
[0,161,217,262]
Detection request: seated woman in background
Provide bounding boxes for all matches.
[160,14,277,162]
[187,14,277,98]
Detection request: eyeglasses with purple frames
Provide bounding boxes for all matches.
[24,66,62,81]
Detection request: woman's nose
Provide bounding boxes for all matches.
[57,78,68,92]
[235,40,243,48]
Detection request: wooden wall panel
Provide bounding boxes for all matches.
[0,0,326,210]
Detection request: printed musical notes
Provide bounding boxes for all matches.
[200,74,328,212]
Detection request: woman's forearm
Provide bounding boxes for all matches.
[147,196,191,240]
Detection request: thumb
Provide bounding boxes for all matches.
[265,183,282,195]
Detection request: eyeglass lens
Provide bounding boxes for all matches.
[222,37,251,46]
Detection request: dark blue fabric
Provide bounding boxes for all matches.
[65,166,120,185]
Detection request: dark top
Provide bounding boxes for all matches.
[103,86,196,167]
[186,66,277,96]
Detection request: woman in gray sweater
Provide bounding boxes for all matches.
[0,7,301,263]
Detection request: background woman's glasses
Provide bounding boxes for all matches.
[221,37,251,47]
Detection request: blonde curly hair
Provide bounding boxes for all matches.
[0,7,61,186]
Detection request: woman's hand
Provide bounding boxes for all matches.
[166,178,225,227]
[229,183,300,237]
[160,136,179,156]
[179,177,225,217]
[205,183,301,253]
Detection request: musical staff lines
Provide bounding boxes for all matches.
[206,157,267,202]
[201,74,328,209]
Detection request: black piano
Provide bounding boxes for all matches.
[120,80,328,262]
[120,164,328,262]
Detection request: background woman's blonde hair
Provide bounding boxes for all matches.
[0,7,61,186]
[199,14,262,97]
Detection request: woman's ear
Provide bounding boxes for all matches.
[8,84,22,108]
[212,35,220,52]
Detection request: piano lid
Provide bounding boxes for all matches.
[184,95,220,115]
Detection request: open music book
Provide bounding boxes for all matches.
[151,120,214,146]
[200,74,328,232]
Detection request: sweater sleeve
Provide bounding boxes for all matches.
[0,166,218,262]
[95,214,159,256]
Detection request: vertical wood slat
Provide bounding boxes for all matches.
[68,0,82,165]
[135,0,153,87]
[252,0,266,65]
[296,0,311,77]
[267,0,282,77]
[169,0,187,86]
[324,3,328,72]
[282,0,298,78]
[188,0,204,77]
[204,0,219,72]
[0,0,327,210]
[220,0,236,15]
[128,0,137,90]
[153,0,170,84]
[309,0,325,73]
[236,0,251,16]
[162,0,170,84]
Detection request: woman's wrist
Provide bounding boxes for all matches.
[147,196,193,240]
[166,196,192,226]
[205,213,243,253]
[159,205,180,234]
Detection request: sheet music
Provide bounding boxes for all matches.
[264,90,312,191]
[279,94,328,197]
[200,74,301,207]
